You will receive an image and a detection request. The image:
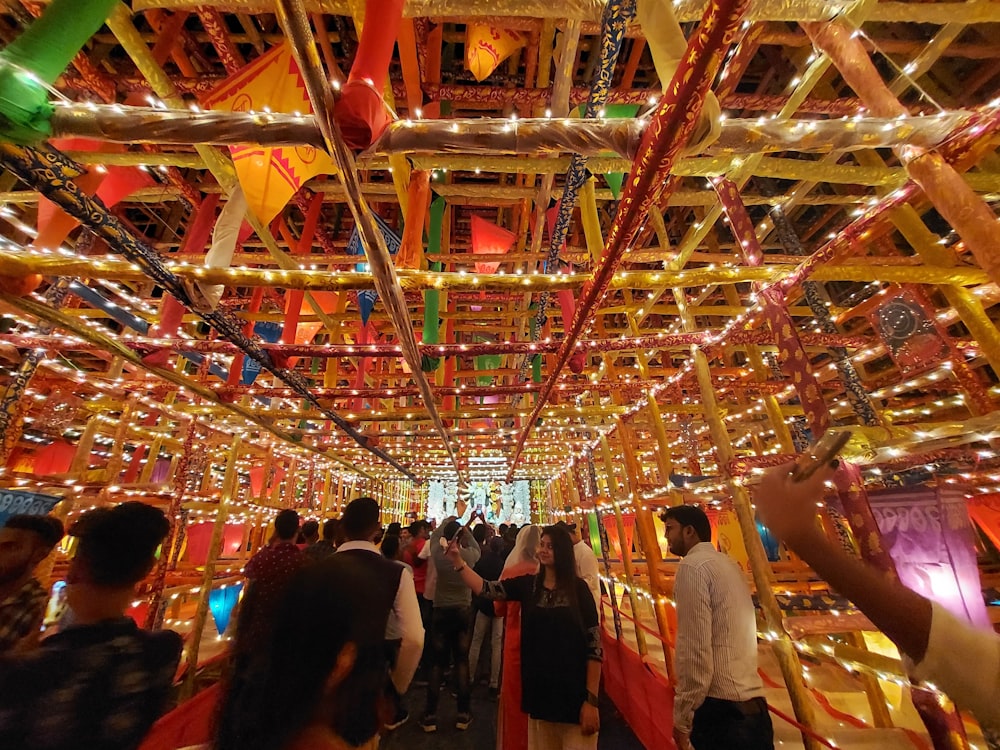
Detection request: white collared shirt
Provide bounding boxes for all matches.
[336,540,424,693]
[573,540,601,611]
[673,541,764,733]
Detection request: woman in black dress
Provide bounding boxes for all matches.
[447,524,601,750]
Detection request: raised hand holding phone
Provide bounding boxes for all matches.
[788,430,851,483]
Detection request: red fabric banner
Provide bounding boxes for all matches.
[470,215,515,274]
[601,630,674,750]
[183,522,246,564]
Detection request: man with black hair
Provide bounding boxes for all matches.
[420,516,481,732]
[304,517,338,561]
[337,497,423,735]
[299,518,320,548]
[0,514,63,652]
[0,502,181,750]
[660,504,772,750]
[239,508,304,653]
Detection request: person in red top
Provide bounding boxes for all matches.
[237,509,304,655]
[401,520,432,682]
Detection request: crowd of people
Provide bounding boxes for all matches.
[0,465,997,750]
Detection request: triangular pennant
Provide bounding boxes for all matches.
[470,215,515,274]
[209,583,243,635]
[347,212,403,324]
[202,43,337,224]
[465,24,525,82]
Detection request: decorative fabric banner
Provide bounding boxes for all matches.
[580,104,640,198]
[602,513,635,560]
[348,212,402,324]
[242,321,283,384]
[470,215,515,274]
[30,440,75,476]
[249,463,288,499]
[713,177,830,435]
[587,512,604,557]
[331,0,404,150]
[868,484,989,628]
[183,521,247,565]
[0,489,59,528]
[475,354,502,386]
[465,24,525,82]
[201,43,336,224]
[868,286,949,376]
[209,582,243,635]
[704,508,750,573]
[421,197,445,372]
[0,0,116,142]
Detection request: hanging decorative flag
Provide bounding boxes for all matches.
[242,321,283,384]
[470,215,515,274]
[348,212,402,324]
[209,582,244,635]
[576,104,640,198]
[201,43,337,224]
[465,24,525,82]
[475,354,502,385]
[868,286,949,376]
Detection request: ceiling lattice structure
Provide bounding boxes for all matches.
[0,0,997,496]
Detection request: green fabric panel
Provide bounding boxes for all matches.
[0,0,116,142]
[475,353,502,386]
[587,512,603,557]
[420,197,446,372]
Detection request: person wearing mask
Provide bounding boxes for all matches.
[495,524,541,750]
[755,461,999,749]
[449,524,601,750]
[467,524,505,698]
[660,504,771,750]
[304,518,338,562]
[337,498,423,735]
[0,502,181,750]
[420,516,481,733]
[0,514,64,653]
[214,555,388,750]
[238,509,305,655]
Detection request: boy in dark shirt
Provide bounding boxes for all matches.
[0,502,182,750]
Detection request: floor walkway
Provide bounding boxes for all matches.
[380,683,644,749]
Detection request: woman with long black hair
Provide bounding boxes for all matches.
[447,524,602,750]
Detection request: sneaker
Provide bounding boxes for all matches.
[385,709,409,731]
[419,714,437,733]
[488,687,499,701]
[455,712,473,730]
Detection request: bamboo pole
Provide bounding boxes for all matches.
[181,433,242,699]
[145,418,195,629]
[617,423,675,680]
[690,345,820,748]
[599,432,648,657]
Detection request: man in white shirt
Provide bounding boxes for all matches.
[337,498,424,732]
[661,504,773,750]
[563,522,601,612]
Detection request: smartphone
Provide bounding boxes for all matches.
[789,430,851,483]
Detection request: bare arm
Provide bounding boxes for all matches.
[754,463,932,661]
